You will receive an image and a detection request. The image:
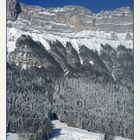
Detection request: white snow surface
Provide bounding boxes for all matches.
[7,121,132,140]
[7,133,28,140]
[7,133,19,140]
[114,137,132,140]
[50,120,104,140]
[7,27,133,55]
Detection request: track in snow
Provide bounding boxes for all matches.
[6,120,132,140]
[50,120,104,140]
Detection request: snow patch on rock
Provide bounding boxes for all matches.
[7,27,133,56]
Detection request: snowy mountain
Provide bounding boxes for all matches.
[7,0,133,83]
[7,1,134,140]
[7,0,133,53]
[7,0,133,33]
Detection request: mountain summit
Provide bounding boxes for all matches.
[7,1,133,84]
[7,1,133,33]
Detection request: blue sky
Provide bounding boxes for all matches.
[17,0,133,13]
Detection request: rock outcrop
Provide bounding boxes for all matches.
[7,0,21,21]
[7,3,133,33]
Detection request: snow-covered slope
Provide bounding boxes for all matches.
[6,2,134,140]
[114,137,132,140]
[7,1,134,88]
[7,1,133,55]
[51,120,104,140]
[7,121,132,140]
[7,133,18,140]
[7,27,133,55]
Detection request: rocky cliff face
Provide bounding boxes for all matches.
[7,0,21,21]
[94,7,133,33]
[8,35,133,86]
[7,1,133,85]
[8,35,63,77]
[7,2,133,33]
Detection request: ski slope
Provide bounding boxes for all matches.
[7,120,132,140]
[7,133,19,140]
[50,120,104,140]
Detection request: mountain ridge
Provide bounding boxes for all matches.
[7,1,134,139]
[7,0,133,84]
[7,0,133,33]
